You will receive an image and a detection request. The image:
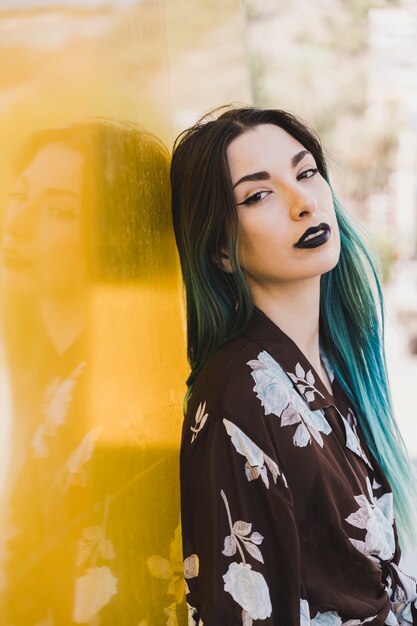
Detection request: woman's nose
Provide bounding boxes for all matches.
[2,200,36,239]
[287,185,318,220]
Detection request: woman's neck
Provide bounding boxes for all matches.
[250,275,328,385]
[38,294,87,356]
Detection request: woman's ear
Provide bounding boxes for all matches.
[211,245,234,274]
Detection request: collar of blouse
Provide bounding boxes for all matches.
[243,305,352,416]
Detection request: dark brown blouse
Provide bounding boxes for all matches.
[180,306,417,626]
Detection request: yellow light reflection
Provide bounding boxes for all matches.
[0,104,187,626]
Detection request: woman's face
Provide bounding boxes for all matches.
[224,123,340,288]
[1,142,88,297]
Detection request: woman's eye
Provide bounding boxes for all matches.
[298,167,319,180]
[48,205,78,219]
[238,190,271,206]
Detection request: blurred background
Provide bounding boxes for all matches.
[0,0,416,623]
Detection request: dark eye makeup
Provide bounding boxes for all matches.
[237,190,271,206]
[237,168,319,207]
[298,167,319,180]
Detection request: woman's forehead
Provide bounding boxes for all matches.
[226,124,309,180]
[17,143,85,194]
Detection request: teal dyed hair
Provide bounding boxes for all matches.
[320,195,417,549]
[170,105,417,547]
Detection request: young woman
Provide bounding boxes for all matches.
[170,106,417,626]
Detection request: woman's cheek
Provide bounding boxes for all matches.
[36,226,87,294]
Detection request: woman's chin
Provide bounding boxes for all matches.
[1,268,37,297]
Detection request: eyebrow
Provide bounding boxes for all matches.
[18,176,81,199]
[232,170,270,189]
[43,188,81,199]
[232,149,313,189]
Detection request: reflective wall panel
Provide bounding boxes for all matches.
[0,2,251,624]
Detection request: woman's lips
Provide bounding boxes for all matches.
[295,230,330,248]
[294,228,331,249]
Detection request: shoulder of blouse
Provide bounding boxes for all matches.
[183,334,275,448]
[187,333,261,405]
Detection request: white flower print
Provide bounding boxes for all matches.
[394,599,417,625]
[220,490,272,623]
[184,554,202,626]
[56,427,101,492]
[31,425,49,459]
[43,361,86,424]
[221,495,264,565]
[247,350,293,416]
[301,599,376,626]
[31,361,86,458]
[287,362,326,403]
[191,401,208,443]
[384,610,400,625]
[242,609,253,626]
[385,573,394,600]
[187,603,199,626]
[300,599,343,626]
[75,497,115,565]
[72,498,118,623]
[289,404,331,448]
[248,351,332,448]
[184,554,199,579]
[72,565,117,623]
[311,610,342,625]
[147,525,187,624]
[345,476,395,562]
[147,522,185,604]
[335,406,373,470]
[223,419,287,489]
[223,562,272,622]
[300,598,311,626]
[187,603,204,626]
[164,602,179,626]
[76,525,115,568]
[372,478,382,490]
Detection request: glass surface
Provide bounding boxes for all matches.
[0,1,250,624]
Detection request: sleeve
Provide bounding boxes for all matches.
[180,396,304,626]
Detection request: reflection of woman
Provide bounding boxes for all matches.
[171,106,417,625]
[1,119,174,442]
[0,120,180,625]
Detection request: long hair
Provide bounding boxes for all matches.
[170,104,417,547]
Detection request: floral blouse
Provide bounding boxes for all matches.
[180,306,417,626]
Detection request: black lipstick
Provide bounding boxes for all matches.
[294,223,331,249]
